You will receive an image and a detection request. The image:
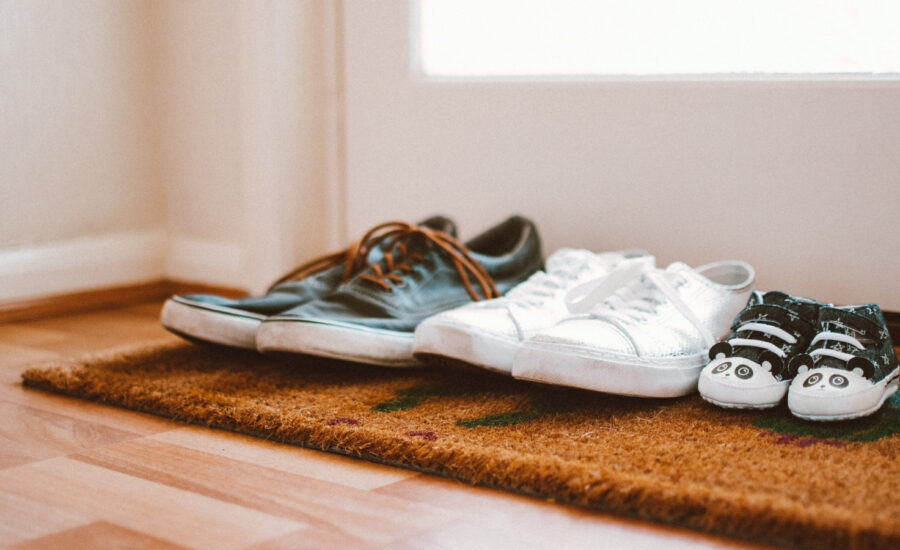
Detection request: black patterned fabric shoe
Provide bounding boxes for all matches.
[159,216,456,349]
[788,304,899,421]
[698,291,822,409]
[256,216,543,367]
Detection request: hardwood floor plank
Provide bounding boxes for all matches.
[14,308,166,334]
[10,520,190,550]
[0,386,178,436]
[0,457,302,550]
[0,343,62,371]
[245,526,374,550]
[151,426,416,491]
[1,309,176,357]
[375,475,771,550]
[0,325,74,351]
[378,518,554,550]
[119,301,166,318]
[0,343,63,388]
[0,490,88,547]
[72,437,454,544]
[0,401,141,469]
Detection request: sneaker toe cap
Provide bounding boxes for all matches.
[700,357,782,389]
[427,307,520,339]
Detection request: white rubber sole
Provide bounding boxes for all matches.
[701,395,780,410]
[512,341,706,398]
[697,375,788,409]
[160,297,264,350]
[413,318,521,375]
[256,318,420,368]
[788,368,899,421]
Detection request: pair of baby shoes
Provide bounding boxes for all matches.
[698,291,899,421]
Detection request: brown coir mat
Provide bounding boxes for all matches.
[21,342,900,550]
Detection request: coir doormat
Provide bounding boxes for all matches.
[21,342,900,550]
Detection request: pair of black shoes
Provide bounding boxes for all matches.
[698,291,898,421]
[160,216,543,366]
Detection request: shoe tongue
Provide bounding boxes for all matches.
[831,304,883,324]
[639,261,696,290]
[662,262,696,283]
[760,291,820,321]
[665,261,693,274]
[418,216,457,238]
[545,248,594,273]
[759,291,793,308]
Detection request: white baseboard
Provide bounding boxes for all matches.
[0,230,167,302]
[164,236,247,289]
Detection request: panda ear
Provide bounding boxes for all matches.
[788,354,813,377]
[848,357,875,379]
[709,342,733,360]
[759,350,784,376]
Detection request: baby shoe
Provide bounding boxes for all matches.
[413,249,652,374]
[698,291,822,409]
[256,216,543,367]
[513,260,755,397]
[787,304,899,421]
[160,216,456,349]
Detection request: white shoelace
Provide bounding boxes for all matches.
[727,322,798,358]
[501,251,639,308]
[565,265,717,349]
[809,331,865,363]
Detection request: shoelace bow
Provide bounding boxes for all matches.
[351,222,498,301]
[267,221,437,289]
[566,263,717,349]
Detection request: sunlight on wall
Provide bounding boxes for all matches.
[419,0,900,76]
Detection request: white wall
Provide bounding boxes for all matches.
[0,0,165,300]
[154,0,337,293]
[2,1,898,311]
[0,0,336,300]
[342,1,900,310]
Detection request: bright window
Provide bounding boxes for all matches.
[418,0,900,77]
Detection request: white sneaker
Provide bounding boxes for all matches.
[512,261,755,397]
[412,249,653,374]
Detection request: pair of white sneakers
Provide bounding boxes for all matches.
[414,249,755,398]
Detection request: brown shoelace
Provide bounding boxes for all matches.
[267,234,372,290]
[354,222,499,301]
[268,221,498,301]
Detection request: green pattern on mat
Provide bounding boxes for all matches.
[456,397,585,428]
[753,392,900,442]
[457,410,544,428]
[372,385,476,412]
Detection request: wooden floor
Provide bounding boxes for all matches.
[0,301,774,550]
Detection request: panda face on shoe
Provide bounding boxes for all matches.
[703,358,779,387]
[793,366,871,394]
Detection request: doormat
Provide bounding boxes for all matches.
[21,342,900,550]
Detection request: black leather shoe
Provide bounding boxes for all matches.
[256,216,543,366]
[159,216,457,349]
